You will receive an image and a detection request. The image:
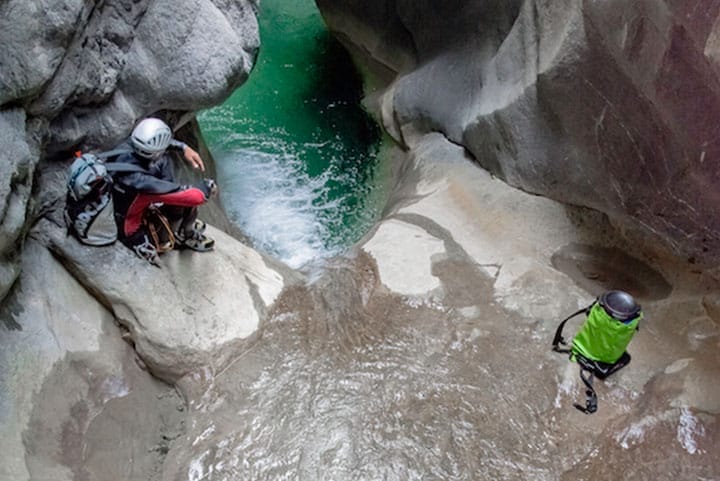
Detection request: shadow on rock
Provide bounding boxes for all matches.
[551,243,672,301]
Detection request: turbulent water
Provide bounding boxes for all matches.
[178,259,571,481]
[199,0,388,269]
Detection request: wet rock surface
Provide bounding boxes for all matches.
[0,240,185,481]
[155,135,719,480]
[37,218,288,384]
[1,215,292,480]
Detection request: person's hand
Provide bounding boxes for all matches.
[183,145,205,172]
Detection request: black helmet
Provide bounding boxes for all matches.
[599,290,641,322]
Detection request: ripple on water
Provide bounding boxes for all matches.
[176,286,566,481]
[197,0,386,269]
[216,146,335,268]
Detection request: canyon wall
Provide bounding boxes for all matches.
[0,0,260,301]
[0,2,296,479]
[317,0,720,275]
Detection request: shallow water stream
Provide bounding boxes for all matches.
[175,258,572,481]
[172,244,720,481]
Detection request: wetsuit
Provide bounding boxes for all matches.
[110,140,211,247]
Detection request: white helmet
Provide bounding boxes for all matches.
[131,118,172,159]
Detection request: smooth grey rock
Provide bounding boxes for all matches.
[0,239,184,481]
[0,0,85,106]
[38,218,288,384]
[1,0,259,152]
[318,0,720,272]
[34,0,260,152]
[26,1,146,117]
[118,0,259,110]
[0,109,37,301]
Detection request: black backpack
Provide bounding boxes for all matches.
[64,149,148,246]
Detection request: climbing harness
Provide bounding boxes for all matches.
[143,204,176,253]
[552,291,641,414]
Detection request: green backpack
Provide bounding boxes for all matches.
[552,291,642,414]
[572,303,640,365]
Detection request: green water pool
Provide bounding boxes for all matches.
[199,0,389,268]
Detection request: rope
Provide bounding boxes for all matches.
[573,360,598,414]
[145,206,175,252]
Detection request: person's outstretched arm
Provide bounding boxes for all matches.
[169,140,205,172]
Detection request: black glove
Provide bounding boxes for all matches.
[203,178,218,199]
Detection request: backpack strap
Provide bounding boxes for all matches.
[573,359,598,414]
[96,148,133,160]
[552,302,600,415]
[105,162,150,174]
[96,149,150,175]
[551,302,595,353]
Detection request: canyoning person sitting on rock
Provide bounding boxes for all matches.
[110,117,218,265]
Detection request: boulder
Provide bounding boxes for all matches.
[39,219,289,384]
[31,0,261,151]
[0,239,185,481]
[0,109,37,301]
[317,0,720,273]
[0,0,85,106]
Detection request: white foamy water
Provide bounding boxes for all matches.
[615,415,658,449]
[677,407,705,455]
[200,95,387,270]
[216,144,340,269]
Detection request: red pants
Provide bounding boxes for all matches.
[123,188,205,236]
